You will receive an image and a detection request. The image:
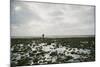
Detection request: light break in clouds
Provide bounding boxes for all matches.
[11,0,95,37]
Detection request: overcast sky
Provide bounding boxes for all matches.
[11,1,95,37]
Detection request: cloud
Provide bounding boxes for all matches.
[11,1,95,36]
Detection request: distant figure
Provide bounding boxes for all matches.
[42,34,45,42]
[42,34,45,39]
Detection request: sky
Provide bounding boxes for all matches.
[11,0,95,37]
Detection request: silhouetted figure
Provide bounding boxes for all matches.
[42,34,45,42]
[42,34,45,39]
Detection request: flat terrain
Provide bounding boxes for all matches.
[11,37,95,66]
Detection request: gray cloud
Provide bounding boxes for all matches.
[11,1,95,36]
[11,1,44,26]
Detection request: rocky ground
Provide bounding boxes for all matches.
[11,37,95,66]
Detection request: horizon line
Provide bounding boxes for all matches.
[11,35,95,38]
